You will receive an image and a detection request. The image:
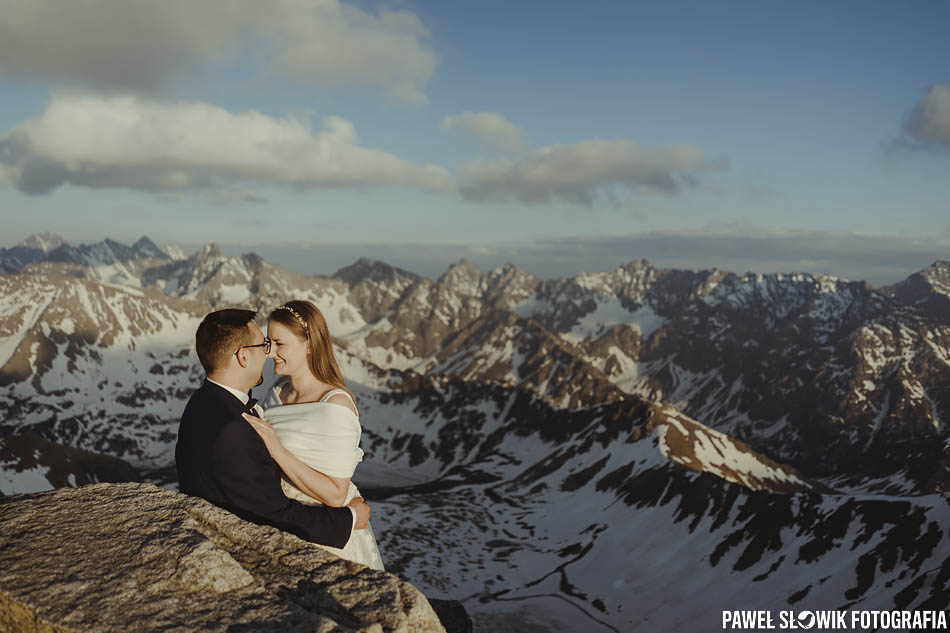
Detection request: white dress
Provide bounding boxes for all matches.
[262,381,385,570]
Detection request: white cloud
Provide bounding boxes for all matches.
[458,139,722,204]
[901,84,950,147]
[0,0,437,103]
[440,111,527,152]
[264,3,437,105]
[0,93,453,195]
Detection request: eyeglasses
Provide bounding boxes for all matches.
[236,337,271,355]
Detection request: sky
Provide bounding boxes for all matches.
[1,0,949,285]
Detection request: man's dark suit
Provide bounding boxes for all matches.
[176,380,353,548]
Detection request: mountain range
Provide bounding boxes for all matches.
[1,233,948,632]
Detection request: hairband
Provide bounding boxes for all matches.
[275,305,308,329]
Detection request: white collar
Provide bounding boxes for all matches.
[207,378,250,405]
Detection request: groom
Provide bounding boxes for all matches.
[176,308,368,549]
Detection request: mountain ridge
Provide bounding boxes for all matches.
[2,241,948,491]
[1,237,949,631]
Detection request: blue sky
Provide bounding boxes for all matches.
[1,0,948,284]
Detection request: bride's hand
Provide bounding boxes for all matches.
[242,413,284,457]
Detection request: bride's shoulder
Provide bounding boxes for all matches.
[326,392,358,418]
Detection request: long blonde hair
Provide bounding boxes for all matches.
[269,300,355,403]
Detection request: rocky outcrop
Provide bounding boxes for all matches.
[0,483,448,633]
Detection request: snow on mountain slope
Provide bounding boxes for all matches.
[142,245,367,336]
[884,260,950,324]
[335,258,425,324]
[362,382,949,632]
[656,407,820,492]
[8,245,949,493]
[0,273,207,469]
[142,243,257,301]
[543,266,950,493]
[1,233,69,272]
[0,280,59,369]
[39,237,170,286]
[431,309,625,409]
[349,259,947,493]
[19,232,68,253]
[161,244,188,261]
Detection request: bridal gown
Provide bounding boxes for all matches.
[263,382,384,570]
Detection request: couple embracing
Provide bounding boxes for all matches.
[175,300,383,570]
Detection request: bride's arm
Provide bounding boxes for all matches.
[242,413,351,507]
[272,449,351,508]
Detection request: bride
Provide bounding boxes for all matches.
[242,300,384,570]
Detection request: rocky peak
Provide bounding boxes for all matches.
[482,263,538,306]
[162,244,188,260]
[615,258,658,287]
[18,232,67,253]
[103,238,139,262]
[194,243,224,260]
[488,262,523,277]
[919,259,950,295]
[0,239,54,272]
[487,262,537,285]
[131,236,170,260]
[242,252,264,269]
[618,257,653,273]
[137,243,230,298]
[184,244,253,291]
[334,257,420,286]
[884,259,950,318]
[44,238,140,266]
[437,258,484,297]
[43,242,79,264]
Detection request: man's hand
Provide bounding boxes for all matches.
[348,496,370,530]
[242,413,284,458]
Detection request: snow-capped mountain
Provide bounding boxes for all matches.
[884,259,950,319]
[356,377,948,631]
[161,244,189,261]
[41,236,174,286]
[1,242,948,632]
[0,272,208,470]
[141,244,366,336]
[0,234,185,279]
[0,233,69,273]
[19,232,67,253]
[4,245,947,493]
[429,258,950,495]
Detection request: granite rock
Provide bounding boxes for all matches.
[0,482,447,633]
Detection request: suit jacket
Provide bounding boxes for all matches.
[175,380,353,548]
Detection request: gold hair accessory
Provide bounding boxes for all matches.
[275,305,308,329]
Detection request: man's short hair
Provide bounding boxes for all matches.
[195,309,257,373]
